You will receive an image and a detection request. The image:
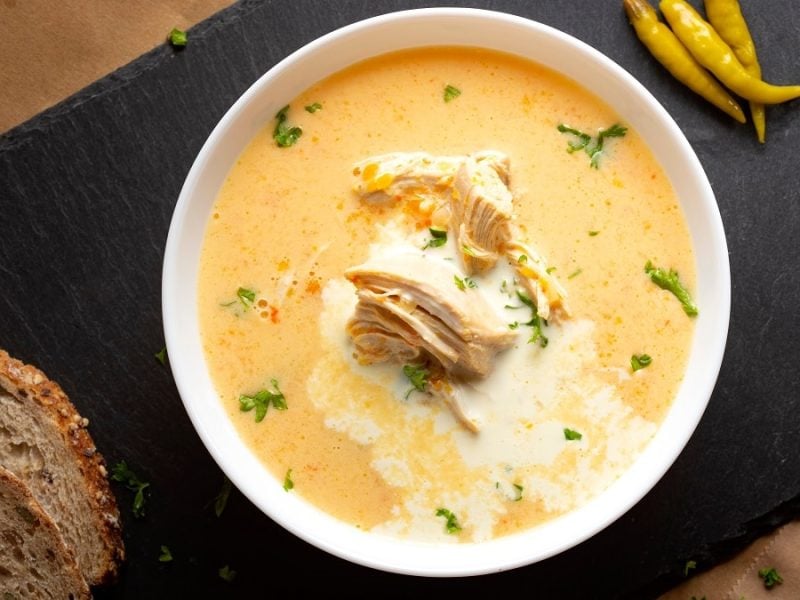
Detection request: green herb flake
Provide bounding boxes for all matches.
[518,254,528,264]
[218,565,237,583]
[444,84,462,103]
[758,567,783,589]
[214,476,232,518]
[168,28,187,48]
[304,102,322,113]
[589,230,600,237]
[564,428,583,441]
[461,244,477,257]
[508,321,520,330]
[154,347,167,366]
[645,261,698,317]
[159,545,173,563]
[568,268,583,279]
[238,379,287,423]
[546,266,557,274]
[557,122,627,168]
[273,105,303,147]
[631,354,653,372]
[684,559,697,576]
[283,468,294,492]
[236,287,256,308]
[423,227,448,249]
[111,461,150,518]
[516,290,548,347]
[402,364,429,399]
[454,274,477,291]
[435,507,462,534]
[513,483,524,502]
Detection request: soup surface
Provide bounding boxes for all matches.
[197,47,696,541]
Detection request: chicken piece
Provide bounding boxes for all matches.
[506,237,570,321]
[345,253,515,380]
[352,151,510,204]
[451,155,515,275]
[352,153,464,203]
[428,378,489,433]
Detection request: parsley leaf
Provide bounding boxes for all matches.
[568,268,583,279]
[454,274,477,291]
[435,507,462,534]
[758,567,783,589]
[239,379,287,422]
[513,483,524,502]
[589,124,627,169]
[516,291,548,347]
[402,364,429,399]
[589,230,600,237]
[518,254,528,264]
[159,545,173,563]
[273,105,303,147]
[557,122,627,168]
[644,260,698,316]
[508,321,520,330]
[214,476,232,518]
[444,84,462,102]
[111,461,150,518]
[631,354,653,372]
[154,347,167,366]
[236,287,256,308]
[422,227,448,249]
[283,468,294,492]
[684,559,697,576]
[168,28,187,48]
[304,102,322,113]
[218,565,237,583]
[564,428,583,441]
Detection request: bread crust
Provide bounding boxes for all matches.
[0,465,91,599]
[0,349,125,586]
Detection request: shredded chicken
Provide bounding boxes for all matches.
[345,253,515,380]
[345,150,569,431]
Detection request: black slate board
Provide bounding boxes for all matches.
[1,0,799,598]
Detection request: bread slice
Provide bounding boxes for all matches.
[0,465,90,599]
[0,350,124,586]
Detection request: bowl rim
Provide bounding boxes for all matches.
[163,6,730,576]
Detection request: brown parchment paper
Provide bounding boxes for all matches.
[0,0,235,133]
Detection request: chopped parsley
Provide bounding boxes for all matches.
[518,254,528,264]
[402,364,429,399]
[684,559,697,576]
[159,545,173,563]
[589,230,600,236]
[168,28,187,48]
[568,268,583,279]
[110,461,150,518]
[454,274,477,291]
[631,354,653,372]
[236,287,256,308]
[546,266,557,274]
[564,428,583,441]
[435,507,462,534]
[645,260,698,316]
[517,290,548,347]
[283,468,294,492]
[214,476,232,517]
[304,102,322,113]
[238,379,287,422]
[557,122,627,168]
[218,565,237,583]
[508,321,520,330]
[443,84,462,102]
[758,567,783,589]
[422,227,448,249]
[273,105,303,147]
[154,347,167,366]
[513,483,524,502]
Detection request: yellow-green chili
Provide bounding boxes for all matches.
[704,0,766,142]
[623,0,745,123]
[660,0,800,104]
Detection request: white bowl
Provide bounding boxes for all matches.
[163,7,730,576]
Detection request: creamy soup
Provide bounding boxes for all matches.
[197,47,696,541]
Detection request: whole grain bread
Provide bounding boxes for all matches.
[0,465,90,599]
[0,349,124,586]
